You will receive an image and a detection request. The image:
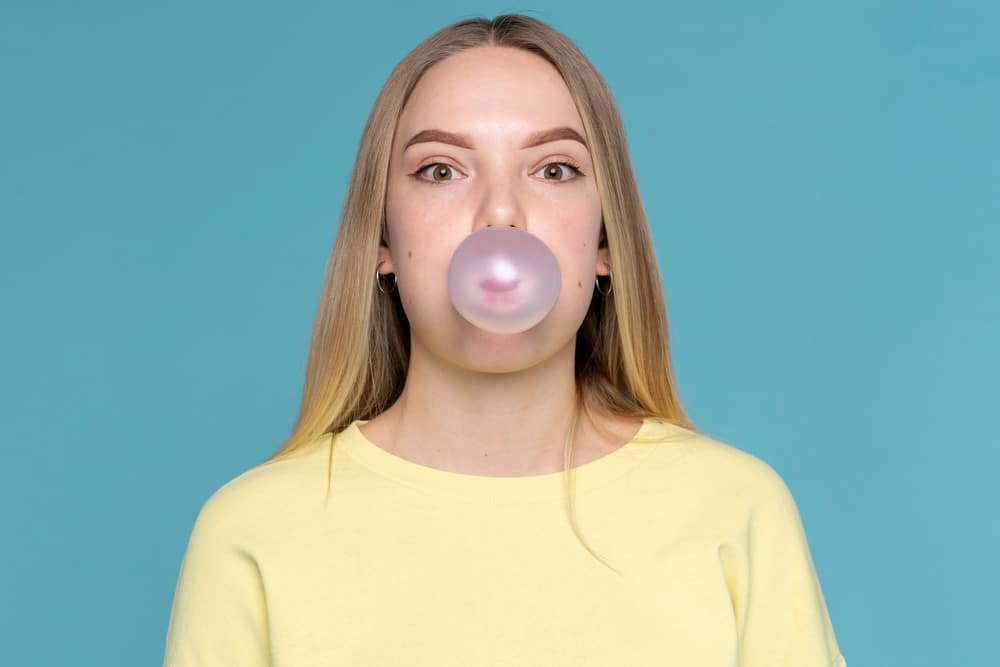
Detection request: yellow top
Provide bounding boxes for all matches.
[163,417,846,666]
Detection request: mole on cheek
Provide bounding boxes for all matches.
[408,250,412,258]
[577,280,582,288]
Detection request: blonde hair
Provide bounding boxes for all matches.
[265,13,699,573]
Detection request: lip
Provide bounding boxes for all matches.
[480,278,520,293]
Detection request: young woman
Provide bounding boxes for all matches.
[163,14,846,666]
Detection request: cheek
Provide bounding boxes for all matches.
[546,208,602,257]
[543,236,599,294]
[387,225,459,298]
[385,192,467,250]
[567,229,604,288]
[546,192,602,233]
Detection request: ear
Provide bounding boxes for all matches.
[596,245,611,277]
[377,234,395,275]
[596,222,611,276]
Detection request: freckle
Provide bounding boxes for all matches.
[577,280,582,288]
[408,250,412,258]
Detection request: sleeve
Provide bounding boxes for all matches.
[162,491,271,667]
[736,469,847,667]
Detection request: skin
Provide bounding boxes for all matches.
[361,45,641,476]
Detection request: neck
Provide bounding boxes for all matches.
[364,336,605,476]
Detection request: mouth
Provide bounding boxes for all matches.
[480,278,520,293]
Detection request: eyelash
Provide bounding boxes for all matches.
[409,160,586,185]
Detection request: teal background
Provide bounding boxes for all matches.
[1,1,996,665]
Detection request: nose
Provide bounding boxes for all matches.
[471,170,528,233]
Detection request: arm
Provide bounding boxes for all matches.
[733,468,847,666]
[162,491,271,667]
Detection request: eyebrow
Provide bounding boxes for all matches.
[403,126,589,152]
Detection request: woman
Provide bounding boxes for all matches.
[163,14,846,666]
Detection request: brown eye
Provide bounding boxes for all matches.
[543,164,566,180]
[416,163,456,183]
[536,162,583,182]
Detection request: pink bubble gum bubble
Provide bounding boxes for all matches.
[447,226,561,335]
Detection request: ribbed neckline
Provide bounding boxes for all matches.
[333,417,663,504]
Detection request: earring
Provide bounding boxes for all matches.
[595,269,613,296]
[375,270,397,294]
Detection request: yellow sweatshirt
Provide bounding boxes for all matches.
[163,417,847,666]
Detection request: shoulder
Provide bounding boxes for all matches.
[187,433,333,541]
[640,419,797,508]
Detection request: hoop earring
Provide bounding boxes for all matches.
[595,270,613,296]
[375,270,397,294]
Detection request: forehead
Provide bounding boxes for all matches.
[396,46,584,142]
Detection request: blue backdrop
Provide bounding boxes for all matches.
[2,1,996,665]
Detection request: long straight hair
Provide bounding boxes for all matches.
[265,14,698,573]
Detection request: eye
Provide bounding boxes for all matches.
[411,160,585,185]
[535,161,585,182]
[413,162,460,184]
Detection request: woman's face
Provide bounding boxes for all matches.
[381,45,607,372]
